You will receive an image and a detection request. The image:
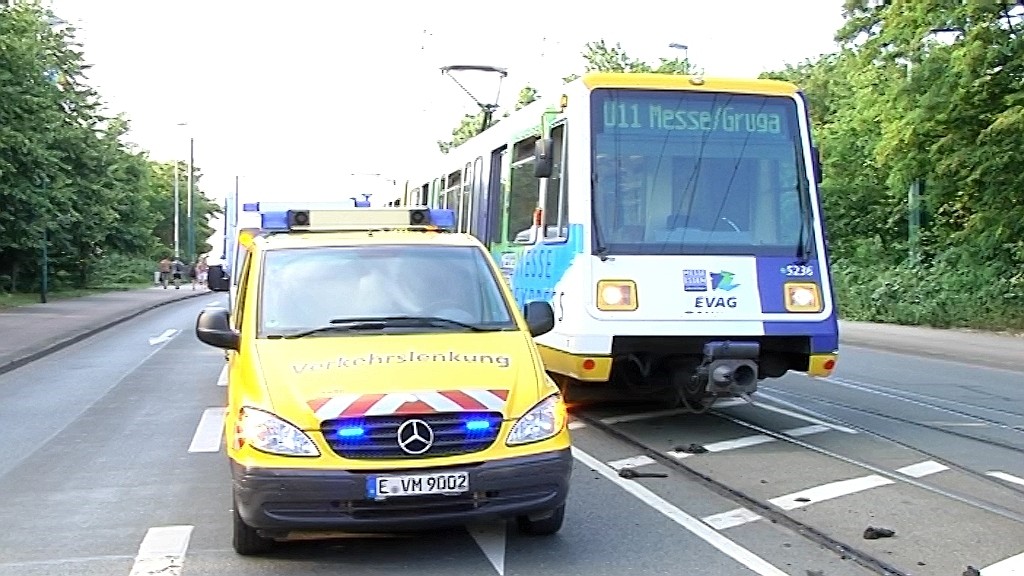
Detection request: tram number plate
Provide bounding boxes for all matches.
[368,472,469,500]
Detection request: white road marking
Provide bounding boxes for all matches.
[600,399,745,425]
[769,474,894,510]
[896,460,949,478]
[607,455,657,470]
[147,329,179,346]
[128,525,193,576]
[467,522,506,575]
[701,508,765,531]
[216,365,228,387]
[982,550,1024,575]
[572,446,790,576]
[987,471,1024,487]
[667,424,832,459]
[188,407,227,453]
[748,393,859,434]
[568,420,586,430]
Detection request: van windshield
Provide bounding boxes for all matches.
[258,244,517,336]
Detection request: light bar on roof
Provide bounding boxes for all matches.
[257,208,456,232]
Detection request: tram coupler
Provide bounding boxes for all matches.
[695,341,760,395]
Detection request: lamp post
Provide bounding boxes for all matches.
[440,65,508,135]
[668,42,691,73]
[186,136,195,263]
[172,122,187,258]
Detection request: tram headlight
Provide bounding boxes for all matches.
[784,282,822,312]
[596,280,637,311]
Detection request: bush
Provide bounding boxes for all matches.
[85,253,157,288]
[833,247,1024,331]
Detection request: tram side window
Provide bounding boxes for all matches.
[543,123,568,241]
[460,162,472,233]
[507,135,540,244]
[432,178,442,208]
[489,147,509,245]
[445,170,461,224]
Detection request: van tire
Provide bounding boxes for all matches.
[516,504,565,536]
[232,504,274,555]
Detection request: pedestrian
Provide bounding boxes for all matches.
[196,255,209,289]
[158,256,172,288]
[171,257,185,289]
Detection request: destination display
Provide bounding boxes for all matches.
[596,91,796,137]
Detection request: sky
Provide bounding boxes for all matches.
[45,0,847,253]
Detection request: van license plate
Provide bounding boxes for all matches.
[368,472,469,500]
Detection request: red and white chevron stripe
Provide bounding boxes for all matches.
[308,389,510,420]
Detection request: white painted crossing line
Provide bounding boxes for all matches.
[896,460,949,478]
[982,550,1024,575]
[128,525,193,576]
[607,455,657,470]
[188,407,227,453]
[702,508,765,531]
[147,329,180,346]
[987,471,1024,487]
[215,365,228,387]
[572,447,790,576]
[667,424,832,459]
[568,420,586,430]
[600,398,746,425]
[704,460,954,531]
[769,474,894,511]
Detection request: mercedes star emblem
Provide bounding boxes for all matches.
[397,419,434,455]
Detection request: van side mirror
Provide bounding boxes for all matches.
[524,301,555,337]
[534,138,554,178]
[196,307,239,351]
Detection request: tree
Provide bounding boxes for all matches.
[0,2,220,292]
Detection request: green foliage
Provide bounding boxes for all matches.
[760,0,1024,330]
[0,2,220,294]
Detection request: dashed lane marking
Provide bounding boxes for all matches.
[668,424,832,459]
[188,407,226,453]
[769,474,895,511]
[128,525,193,576]
[896,460,949,478]
[701,508,765,531]
[982,550,1024,576]
[607,455,657,470]
[216,365,228,387]
[987,471,1024,487]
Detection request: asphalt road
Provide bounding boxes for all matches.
[0,297,1021,576]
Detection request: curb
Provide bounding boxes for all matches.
[837,333,1024,373]
[0,291,212,377]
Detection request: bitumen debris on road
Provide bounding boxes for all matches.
[0,287,213,376]
[0,287,1021,376]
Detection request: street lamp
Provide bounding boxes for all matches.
[172,122,187,258]
[668,42,688,62]
[186,136,195,263]
[440,65,508,135]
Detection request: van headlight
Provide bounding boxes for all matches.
[506,394,568,446]
[238,407,320,456]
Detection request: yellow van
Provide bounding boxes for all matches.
[196,207,571,555]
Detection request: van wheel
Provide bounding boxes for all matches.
[232,504,274,555]
[516,504,565,536]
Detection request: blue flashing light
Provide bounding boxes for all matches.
[337,426,366,438]
[260,211,289,230]
[242,202,260,212]
[428,209,456,229]
[464,419,492,432]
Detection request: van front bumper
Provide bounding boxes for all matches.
[232,448,572,535]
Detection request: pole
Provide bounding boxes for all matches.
[187,137,194,262]
[40,178,48,303]
[173,160,180,257]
